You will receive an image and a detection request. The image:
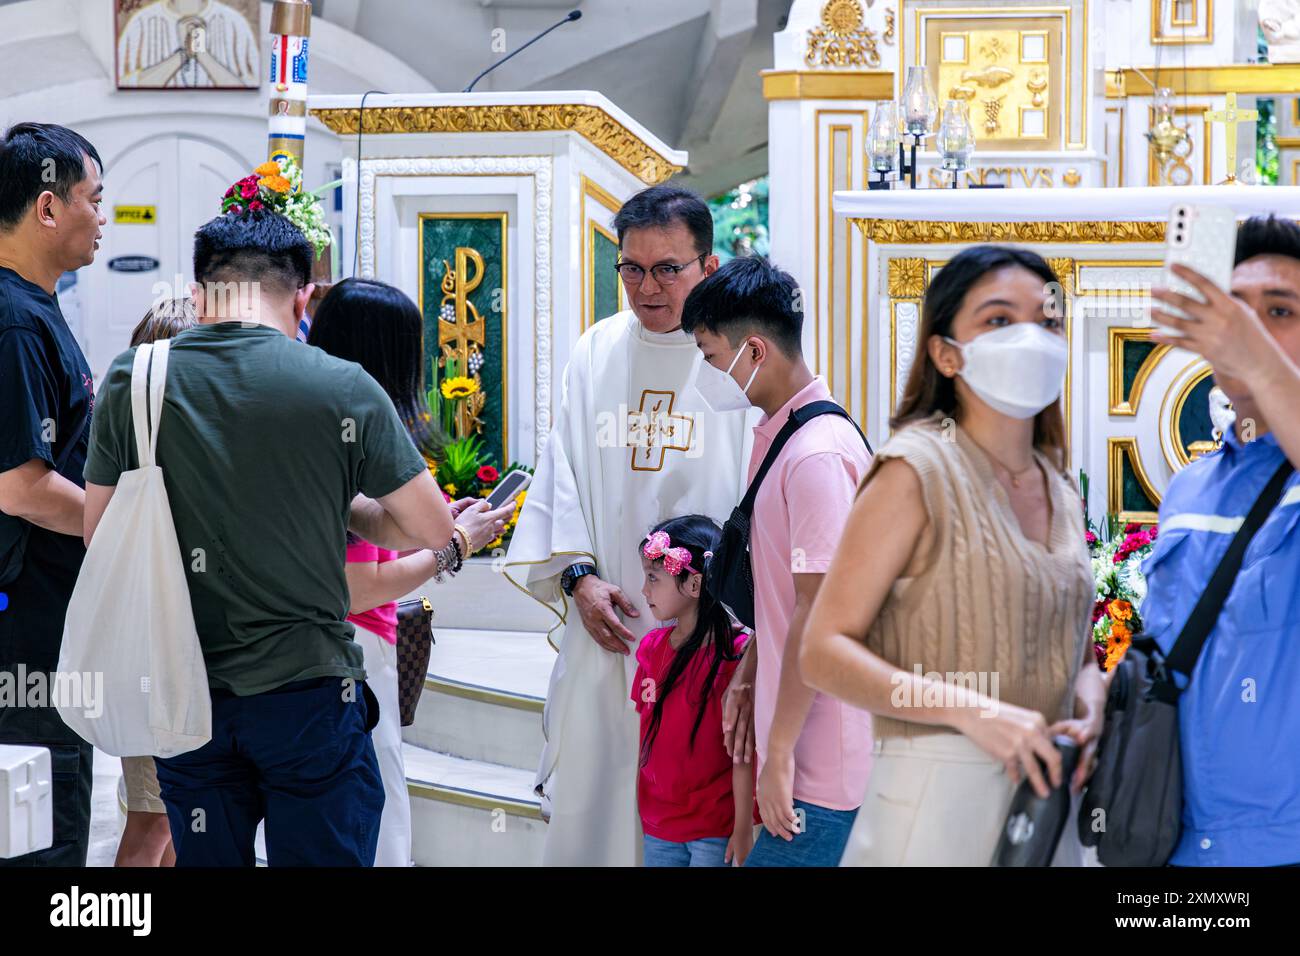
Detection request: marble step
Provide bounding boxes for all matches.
[402,626,550,771]
[402,555,562,634]
[404,743,545,867]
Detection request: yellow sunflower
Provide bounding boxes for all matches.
[258,174,292,194]
[440,376,480,401]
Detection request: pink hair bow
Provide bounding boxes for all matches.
[643,530,700,576]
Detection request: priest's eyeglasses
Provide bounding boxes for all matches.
[614,253,707,287]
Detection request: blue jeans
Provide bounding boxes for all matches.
[643,833,729,867]
[743,799,858,867]
[156,676,384,866]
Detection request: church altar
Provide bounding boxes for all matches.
[830,183,1300,526]
[307,91,686,468]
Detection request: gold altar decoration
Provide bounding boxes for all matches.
[853,219,1167,244]
[1108,328,1172,417]
[439,247,488,438]
[1106,64,1300,97]
[884,5,896,45]
[925,15,1064,150]
[1206,93,1259,185]
[1108,437,1161,525]
[309,104,682,185]
[806,0,882,68]
[888,257,927,298]
[761,69,895,99]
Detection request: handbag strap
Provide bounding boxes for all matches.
[737,400,870,517]
[1160,457,1295,689]
[129,341,170,468]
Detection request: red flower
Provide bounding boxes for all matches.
[1093,642,1108,668]
[1149,526,1159,540]
[476,465,499,483]
[1125,522,1142,534]
[224,186,235,198]
[240,182,258,200]
[1092,600,1108,623]
[228,203,244,215]
[249,200,265,212]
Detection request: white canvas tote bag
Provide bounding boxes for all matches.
[57,341,211,757]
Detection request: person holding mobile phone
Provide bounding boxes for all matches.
[307,278,514,866]
[1145,215,1300,866]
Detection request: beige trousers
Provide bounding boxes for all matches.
[839,732,1084,867]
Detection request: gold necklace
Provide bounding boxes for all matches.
[969,437,1037,489]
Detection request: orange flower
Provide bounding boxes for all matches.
[1108,599,1133,622]
[259,174,292,194]
[1110,621,1132,642]
[1104,627,1132,671]
[254,161,282,177]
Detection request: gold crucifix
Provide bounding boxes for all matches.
[1205,93,1259,186]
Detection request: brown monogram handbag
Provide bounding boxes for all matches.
[395,596,434,727]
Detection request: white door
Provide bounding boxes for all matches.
[80,135,249,378]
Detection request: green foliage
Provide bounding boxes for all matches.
[708,176,770,263]
[439,436,486,490]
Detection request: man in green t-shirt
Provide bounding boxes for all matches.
[83,211,454,866]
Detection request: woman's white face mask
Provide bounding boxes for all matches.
[943,322,1068,420]
[694,340,761,413]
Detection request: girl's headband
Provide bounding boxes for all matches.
[642,530,711,577]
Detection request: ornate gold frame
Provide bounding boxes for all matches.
[417,211,509,459]
[908,3,1086,149]
[1107,436,1161,524]
[580,175,625,332]
[310,104,681,185]
[1147,103,1212,186]
[1108,327,1171,416]
[1162,362,1215,470]
[1105,65,1300,97]
[1151,0,1212,45]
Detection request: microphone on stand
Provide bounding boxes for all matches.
[463,10,582,93]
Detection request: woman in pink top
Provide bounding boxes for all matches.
[632,515,756,866]
[309,279,513,866]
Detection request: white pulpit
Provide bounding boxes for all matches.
[831,184,1300,526]
[307,91,687,467]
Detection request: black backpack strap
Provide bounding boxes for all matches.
[1160,458,1295,690]
[737,400,870,517]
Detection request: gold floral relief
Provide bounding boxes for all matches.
[855,220,1168,244]
[888,257,927,298]
[308,105,682,185]
[806,0,882,68]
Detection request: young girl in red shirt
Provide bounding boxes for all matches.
[633,515,756,866]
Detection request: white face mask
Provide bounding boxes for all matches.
[694,340,761,413]
[944,323,1068,420]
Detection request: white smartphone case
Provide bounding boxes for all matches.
[1152,202,1237,337]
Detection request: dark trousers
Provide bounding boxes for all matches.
[155,676,384,867]
[0,692,93,867]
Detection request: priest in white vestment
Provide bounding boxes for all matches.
[506,187,753,866]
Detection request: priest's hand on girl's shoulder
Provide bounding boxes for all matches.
[573,573,639,654]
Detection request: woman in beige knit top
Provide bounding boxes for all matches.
[800,245,1107,866]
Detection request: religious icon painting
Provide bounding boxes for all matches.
[115,0,261,90]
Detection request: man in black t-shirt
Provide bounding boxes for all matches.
[0,123,105,866]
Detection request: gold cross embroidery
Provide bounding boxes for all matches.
[628,389,695,472]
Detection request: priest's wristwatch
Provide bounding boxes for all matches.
[560,562,597,597]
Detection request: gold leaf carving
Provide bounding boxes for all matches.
[888,257,927,298]
[308,105,682,185]
[854,220,1169,244]
[806,0,882,68]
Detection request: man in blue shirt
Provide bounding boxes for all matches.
[1147,214,1300,866]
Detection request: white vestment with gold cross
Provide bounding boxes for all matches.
[505,309,753,866]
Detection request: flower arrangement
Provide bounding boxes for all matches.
[220,155,333,259]
[1081,471,1158,671]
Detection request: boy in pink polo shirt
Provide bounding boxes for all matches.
[681,256,873,866]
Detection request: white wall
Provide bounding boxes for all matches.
[0,0,433,377]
